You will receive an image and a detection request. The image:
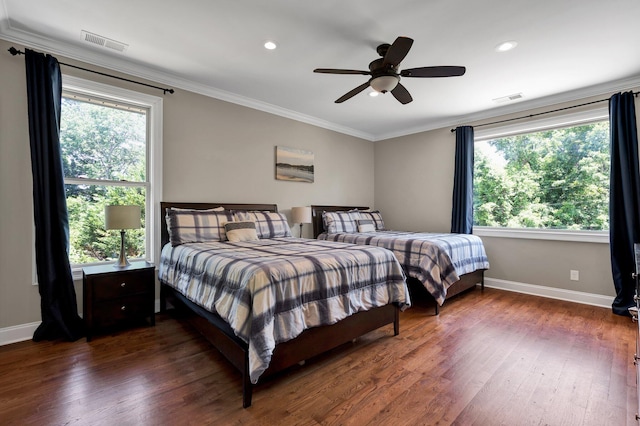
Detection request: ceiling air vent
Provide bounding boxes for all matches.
[81,30,128,52]
[492,93,524,104]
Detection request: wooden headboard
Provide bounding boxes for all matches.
[310,205,369,238]
[160,202,278,249]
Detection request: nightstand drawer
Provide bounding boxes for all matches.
[91,270,151,300]
[83,261,155,341]
[93,295,152,325]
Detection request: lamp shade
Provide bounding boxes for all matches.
[291,206,312,224]
[105,205,141,230]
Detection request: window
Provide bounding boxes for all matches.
[473,107,609,243]
[59,76,162,272]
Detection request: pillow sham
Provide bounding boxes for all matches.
[224,221,259,242]
[357,219,376,233]
[233,211,292,239]
[165,207,235,246]
[322,211,359,233]
[357,210,385,230]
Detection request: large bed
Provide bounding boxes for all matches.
[311,205,489,314]
[158,202,410,408]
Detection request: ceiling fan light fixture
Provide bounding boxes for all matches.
[370,75,399,93]
[264,41,277,50]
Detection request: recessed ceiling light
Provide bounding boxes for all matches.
[264,41,277,50]
[495,41,518,52]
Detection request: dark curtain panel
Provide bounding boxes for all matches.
[609,91,640,316]
[25,49,84,340]
[451,126,475,234]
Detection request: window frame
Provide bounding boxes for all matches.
[58,75,163,280]
[472,105,610,244]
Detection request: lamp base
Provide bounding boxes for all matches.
[113,230,130,268]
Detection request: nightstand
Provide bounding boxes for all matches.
[83,261,155,341]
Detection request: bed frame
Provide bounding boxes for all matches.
[159,202,401,408]
[310,205,485,315]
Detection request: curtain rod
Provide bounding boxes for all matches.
[450,90,639,133]
[8,47,174,95]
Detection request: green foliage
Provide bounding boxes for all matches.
[61,97,147,264]
[473,122,609,230]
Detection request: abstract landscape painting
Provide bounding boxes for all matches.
[275,146,314,183]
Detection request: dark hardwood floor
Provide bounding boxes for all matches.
[0,287,636,425]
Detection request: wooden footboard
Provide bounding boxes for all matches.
[161,282,399,407]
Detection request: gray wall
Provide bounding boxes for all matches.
[2,34,638,336]
[0,39,374,331]
[374,97,640,298]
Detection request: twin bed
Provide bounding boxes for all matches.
[311,205,489,314]
[158,202,489,407]
[158,202,410,408]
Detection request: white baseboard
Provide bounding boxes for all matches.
[0,321,41,346]
[0,299,163,347]
[484,277,614,309]
[0,286,615,347]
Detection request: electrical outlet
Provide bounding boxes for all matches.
[570,270,579,281]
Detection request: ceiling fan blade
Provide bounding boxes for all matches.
[391,83,412,104]
[335,82,370,103]
[314,68,371,75]
[383,37,413,67]
[401,66,466,78]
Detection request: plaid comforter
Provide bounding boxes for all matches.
[318,231,489,305]
[159,237,410,383]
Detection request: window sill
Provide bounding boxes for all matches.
[473,227,609,244]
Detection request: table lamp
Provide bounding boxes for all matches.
[291,206,312,238]
[105,205,141,267]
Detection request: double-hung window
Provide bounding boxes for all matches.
[473,106,609,243]
[59,76,162,275]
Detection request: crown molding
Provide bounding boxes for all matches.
[2,14,638,144]
[373,74,640,141]
[0,22,374,141]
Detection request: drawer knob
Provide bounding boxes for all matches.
[121,305,126,311]
[121,282,126,288]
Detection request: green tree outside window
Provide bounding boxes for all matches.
[474,122,609,231]
[60,96,147,264]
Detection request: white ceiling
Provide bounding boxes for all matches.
[2,0,640,141]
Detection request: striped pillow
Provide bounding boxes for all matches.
[166,207,235,246]
[224,221,259,242]
[358,210,385,230]
[357,219,376,233]
[234,211,292,239]
[323,211,359,233]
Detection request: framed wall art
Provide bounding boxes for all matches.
[275,146,314,183]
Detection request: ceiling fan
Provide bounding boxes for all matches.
[314,36,466,104]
